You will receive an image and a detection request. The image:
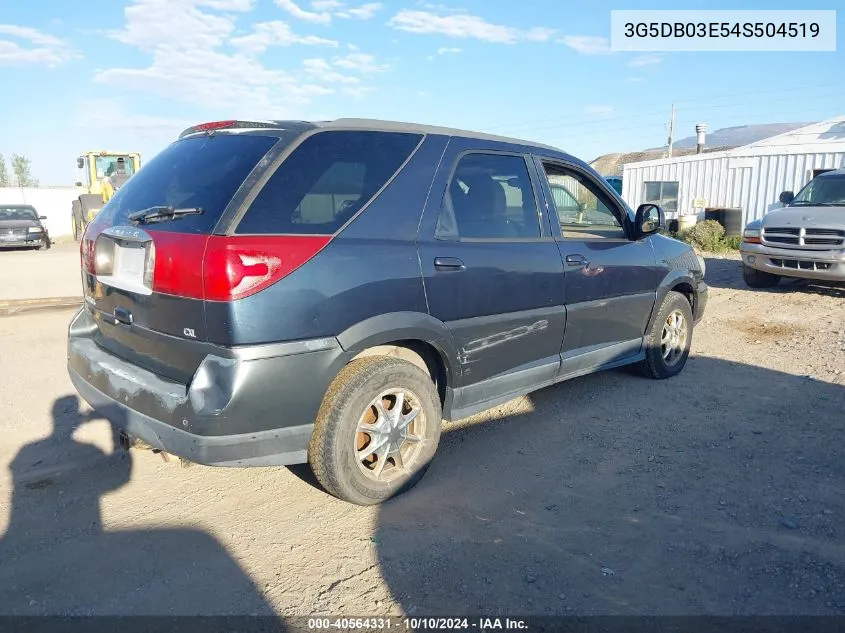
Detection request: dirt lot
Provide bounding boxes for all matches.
[0,253,843,618]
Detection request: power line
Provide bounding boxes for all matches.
[495,87,845,139]
[482,81,844,135]
[523,104,845,148]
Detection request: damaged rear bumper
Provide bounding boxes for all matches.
[66,308,344,467]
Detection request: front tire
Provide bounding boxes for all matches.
[308,356,442,506]
[742,264,780,288]
[638,290,694,379]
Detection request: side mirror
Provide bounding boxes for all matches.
[38,215,47,220]
[77,157,84,169]
[779,191,794,204]
[635,203,663,236]
[75,181,83,187]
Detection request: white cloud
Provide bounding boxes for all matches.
[526,27,557,42]
[336,3,383,19]
[388,10,523,44]
[558,35,611,55]
[97,0,383,115]
[0,24,79,67]
[75,98,191,138]
[585,105,615,117]
[275,0,332,24]
[417,90,431,97]
[415,2,463,13]
[331,52,388,73]
[437,46,462,54]
[108,0,242,51]
[311,0,343,9]
[302,57,361,84]
[231,20,338,53]
[204,0,255,9]
[629,54,663,67]
[277,0,381,23]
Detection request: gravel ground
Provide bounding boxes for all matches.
[0,252,843,618]
[0,241,81,301]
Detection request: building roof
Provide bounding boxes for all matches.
[620,114,845,171]
[737,115,845,150]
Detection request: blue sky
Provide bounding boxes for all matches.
[0,0,842,184]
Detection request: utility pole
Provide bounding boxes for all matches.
[667,103,675,158]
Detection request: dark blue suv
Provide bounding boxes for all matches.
[67,118,708,505]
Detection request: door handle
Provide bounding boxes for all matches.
[434,256,465,271]
[113,307,133,325]
[565,254,588,267]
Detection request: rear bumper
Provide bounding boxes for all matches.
[739,243,845,282]
[67,308,345,467]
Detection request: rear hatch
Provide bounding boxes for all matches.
[80,129,289,384]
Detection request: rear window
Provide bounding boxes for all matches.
[234,130,423,235]
[95,134,279,234]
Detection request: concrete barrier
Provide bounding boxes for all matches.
[0,187,81,239]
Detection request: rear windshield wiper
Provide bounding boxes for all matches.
[128,206,204,223]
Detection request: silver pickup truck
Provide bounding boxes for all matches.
[740,168,845,288]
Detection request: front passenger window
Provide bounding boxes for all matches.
[439,153,541,240]
[543,165,626,240]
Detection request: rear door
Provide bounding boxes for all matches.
[417,140,566,410]
[79,132,287,383]
[532,156,662,371]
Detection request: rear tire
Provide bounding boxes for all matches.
[638,290,694,380]
[308,356,442,506]
[742,264,780,288]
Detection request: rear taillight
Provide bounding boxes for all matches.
[149,232,208,298]
[148,232,330,301]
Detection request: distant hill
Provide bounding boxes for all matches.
[653,122,811,151]
[591,122,810,176]
[591,146,734,177]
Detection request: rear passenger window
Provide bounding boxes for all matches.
[438,153,541,240]
[236,130,423,235]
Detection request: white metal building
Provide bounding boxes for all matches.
[620,115,845,228]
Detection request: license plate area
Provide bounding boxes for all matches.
[94,226,155,296]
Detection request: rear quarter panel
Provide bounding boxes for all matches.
[205,133,451,346]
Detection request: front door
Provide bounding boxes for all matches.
[533,157,662,374]
[417,143,566,412]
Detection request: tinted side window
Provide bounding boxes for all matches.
[439,153,541,240]
[542,164,626,240]
[236,130,423,235]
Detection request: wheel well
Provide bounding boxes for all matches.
[349,340,449,406]
[671,282,694,308]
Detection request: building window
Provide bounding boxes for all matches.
[644,181,679,214]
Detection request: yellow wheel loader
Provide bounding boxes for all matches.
[72,151,141,241]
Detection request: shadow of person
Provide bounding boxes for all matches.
[375,357,845,616]
[0,395,276,616]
